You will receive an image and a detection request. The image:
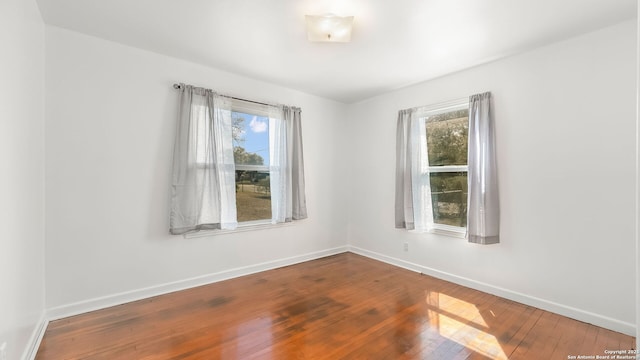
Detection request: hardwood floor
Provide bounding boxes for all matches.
[36,253,636,359]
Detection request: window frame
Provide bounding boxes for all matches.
[417,98,469,237]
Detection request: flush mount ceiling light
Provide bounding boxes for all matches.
[305,14,354,42]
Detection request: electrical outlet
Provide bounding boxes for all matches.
[403,242,408,252]
[0,341,7,360]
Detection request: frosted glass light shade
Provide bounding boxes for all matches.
[305,14,354,42]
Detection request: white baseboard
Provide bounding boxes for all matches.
[47,246,349,321]
[23,313,48,360]
[348,245,636,336]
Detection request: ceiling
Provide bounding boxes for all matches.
[36,0,636,103]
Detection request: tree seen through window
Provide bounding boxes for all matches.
[425,108,468,227]
[232,111,271,222]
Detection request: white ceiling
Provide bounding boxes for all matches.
[36,0,636,103]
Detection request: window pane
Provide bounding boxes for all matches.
[232,110,271,222]
[235,170,272,222]
[430,172,467,227]
[425,109,468,166]
[232,112,270,166]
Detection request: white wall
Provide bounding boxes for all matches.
[44,26,349,311]
[636,0,639,350]
[0,0,46,359]
[347,21,637,335]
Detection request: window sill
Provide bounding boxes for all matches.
[183,220,294,239]
[429,224,467,239]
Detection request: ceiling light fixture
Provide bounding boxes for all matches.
[305,14,354,43]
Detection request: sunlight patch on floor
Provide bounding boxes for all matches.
[234,315,274,359]
[426,291,508,359]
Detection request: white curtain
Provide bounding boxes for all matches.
[269,106,308,223]
[467,92,500,244]
[170,85,237,234]
[395,108,434,232]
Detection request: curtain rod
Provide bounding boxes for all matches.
[173,83,277,108]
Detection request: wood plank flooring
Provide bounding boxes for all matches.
[36,253,636,359]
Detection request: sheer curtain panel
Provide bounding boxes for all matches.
[170,85,237,235]
[395,108,435,232]
[467,92,500,244]
[269,106,308,223]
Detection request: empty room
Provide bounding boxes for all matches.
[2,0,639,359]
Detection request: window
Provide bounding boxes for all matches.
[170,84,307,236]
[419,100,469,232]
[396,93,497,242]
[231,100,272,223]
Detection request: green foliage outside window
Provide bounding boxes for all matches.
[426,111,468,166]
[425,110,468,227]
[234,146,264,165]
